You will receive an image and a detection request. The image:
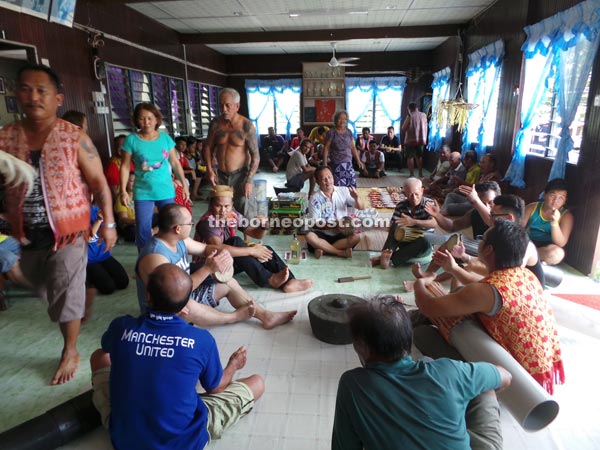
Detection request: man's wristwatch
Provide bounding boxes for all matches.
[103,222,117,229]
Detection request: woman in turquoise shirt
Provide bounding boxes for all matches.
[119,102,189,249]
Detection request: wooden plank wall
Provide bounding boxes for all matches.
[0,0,226,158]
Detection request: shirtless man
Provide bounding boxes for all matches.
[204,88,259,218]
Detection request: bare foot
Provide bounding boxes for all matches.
[411,262,435,279]
[403,280,415,292]
[226,346,247,371]
[262,310,297,330]
[411,262,424,278]
[268,267,290,289]
[51,350,80,385]
[380,249,393,269]
[342,248,353,259]
[370,256,381,267]
[282,278,313,293]
[314,249,323,259]
[232,300,256,323]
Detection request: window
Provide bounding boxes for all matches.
[245,79,301,140]
[525,57,592,165]
[106,64,188,137]
[188,81,220,137]
[504,0,600,187]
[428,67,452,151]
[465,40,504,155]
[346,77,406,135]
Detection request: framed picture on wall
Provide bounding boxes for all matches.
[20,0,51,19]
[0,1,23,13]
[49,0,77,27]
[5,96,18,114]
[0,77,5,95]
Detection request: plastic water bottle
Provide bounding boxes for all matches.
[290,233,300,265]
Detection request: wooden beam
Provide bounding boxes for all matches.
[179,24,461,45]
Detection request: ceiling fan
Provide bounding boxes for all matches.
[328,42,359,67]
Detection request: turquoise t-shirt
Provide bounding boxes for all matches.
[332,356,501,450]
[122,132,176,201]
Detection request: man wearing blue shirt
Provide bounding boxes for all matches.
[90,263,264,450]
[332,296,511,450]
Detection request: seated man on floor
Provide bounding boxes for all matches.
[285,139,316,195]
[195,185,313,293]
[422,145,450,187]
[378,177,437,269]
[409,181,501,280]
[137,203,297,329]
[425,151,466,201]
[360,140,386,178]
[90,263,264,450]
[413,194,544,289]
[523,178,573,265]
[262,126,289,173]
[306,166,364,259]
[414,219,565,394]
[333,295,511,450]
[379,126,402,171]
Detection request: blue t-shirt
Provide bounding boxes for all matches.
[332,356,501,450]
[122,132,176,201]
[88,205,110,264]
[102,311,223,450]
[135,237,189,313]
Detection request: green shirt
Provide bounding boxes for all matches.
[332,356,500,450]
[122,132,176,201]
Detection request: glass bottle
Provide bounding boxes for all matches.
[290,233,300,265]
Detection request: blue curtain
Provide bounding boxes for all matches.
[504,0,600,187]
[428,67,451,152]
[245,79,301,139]
[464,40,504,159]
[346,77,406,136]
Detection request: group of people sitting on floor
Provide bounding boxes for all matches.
[0,67,573,449]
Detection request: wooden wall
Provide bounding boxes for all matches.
[0,0,226,158]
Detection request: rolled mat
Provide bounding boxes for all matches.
[0,390,101,450]
[450,319,559,431]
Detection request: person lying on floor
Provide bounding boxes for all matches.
[194,185,313,293]
[305,166,364,259]
[91,263,264,450]
[136,203,297,330]
[332,295,511,450]
[414,219,564,394]
[377,177,436,269]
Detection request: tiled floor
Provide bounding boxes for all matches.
[62,260,600,449]
[3,169,600,449]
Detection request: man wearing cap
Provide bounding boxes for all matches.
[195,186,313,293]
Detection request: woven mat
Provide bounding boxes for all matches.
[355,228,388,251]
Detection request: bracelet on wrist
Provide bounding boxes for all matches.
[103,222,117,229]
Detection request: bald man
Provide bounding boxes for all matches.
[379,178,437,268]
[90,263,265,450]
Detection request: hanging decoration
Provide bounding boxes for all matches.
[437,82,478,133]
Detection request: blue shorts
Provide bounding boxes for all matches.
[0,236,20,273]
